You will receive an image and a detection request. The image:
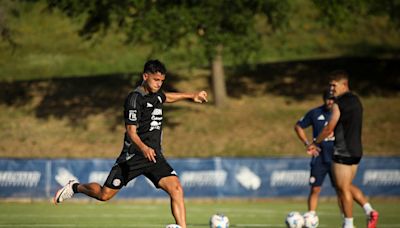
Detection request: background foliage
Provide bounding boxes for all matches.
[0,0,399,158]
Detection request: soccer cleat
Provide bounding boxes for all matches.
[367,211,379,228]
[53,180,78,204]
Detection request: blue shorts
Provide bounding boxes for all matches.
[309,156,334,187]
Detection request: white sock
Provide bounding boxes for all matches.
[309,210,316,215]
[363,203,374,215]
[343,217,354,228]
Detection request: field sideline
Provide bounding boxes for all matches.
[0,198,398,228]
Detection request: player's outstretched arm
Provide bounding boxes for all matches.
[165,91,208,103]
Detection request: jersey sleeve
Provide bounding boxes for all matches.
[159,91,166,103]
[297,110,312,128]
[124,92,142,125]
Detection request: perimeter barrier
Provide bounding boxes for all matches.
[0,157,399,199]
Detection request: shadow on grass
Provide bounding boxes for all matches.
[228,56,400,100]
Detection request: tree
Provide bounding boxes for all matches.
[44,0,290,107]
[0,0,18,49]
[312,0,400,28]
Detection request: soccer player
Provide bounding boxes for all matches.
[54,59,208,228]
[294,90,336,216]
[307,70,379,228]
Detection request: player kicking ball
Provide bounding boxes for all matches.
[54,59,208,228]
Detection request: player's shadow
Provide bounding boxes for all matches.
[227,56,400,100]
[0,72,184,129]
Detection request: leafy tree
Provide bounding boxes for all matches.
[0,0,18,49]
[44,0,290,107]
[312,0,400,28]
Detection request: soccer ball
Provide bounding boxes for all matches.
[285,211,305,228]
[165,224,181,228]
[210,213,229,228]
[303,212,319,228]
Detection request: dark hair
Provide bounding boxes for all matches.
[143,59,167,75]
[322,89,335,100]
[328,70,349,81]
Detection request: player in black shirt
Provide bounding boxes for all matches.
[54,60,208,228]
[307,70,378,228]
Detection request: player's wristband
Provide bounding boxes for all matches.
[304,140,310,146]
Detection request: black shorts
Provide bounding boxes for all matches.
[333,155,362,165]
[104,156,177,189]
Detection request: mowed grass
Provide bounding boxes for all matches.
[0,199,398,227]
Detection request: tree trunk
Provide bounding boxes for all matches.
[211,44,227,107]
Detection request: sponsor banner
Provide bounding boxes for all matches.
[0,159,48,198]
[0,157,399,199]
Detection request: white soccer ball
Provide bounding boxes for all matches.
[165,224,181,228]
[210,213,230,228]
[303,212,319,228]
[285,211,305,228]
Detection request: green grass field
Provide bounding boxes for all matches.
[0,199,398,227]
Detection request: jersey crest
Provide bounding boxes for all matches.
[128,110,137,121]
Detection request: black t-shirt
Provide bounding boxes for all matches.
[333,92,363,158]
[116,86,166,163]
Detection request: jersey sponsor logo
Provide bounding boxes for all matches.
[317,115,325,120]
[150,121,162,131]
[151,108,162,116]
[324,136,335,141]
[128,110,137,121]
[151,116,163,121]
[146,102,153,108]
[149,108,163,131]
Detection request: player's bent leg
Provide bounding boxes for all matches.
[350,184,368,207]
[308,186,321,212]
[159,176,186,228]
[332,162,354,218]
[334,188,344,215]
[77,183,119,201]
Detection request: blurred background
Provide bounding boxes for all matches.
[1,0,399,159]
[0,1,399,227]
